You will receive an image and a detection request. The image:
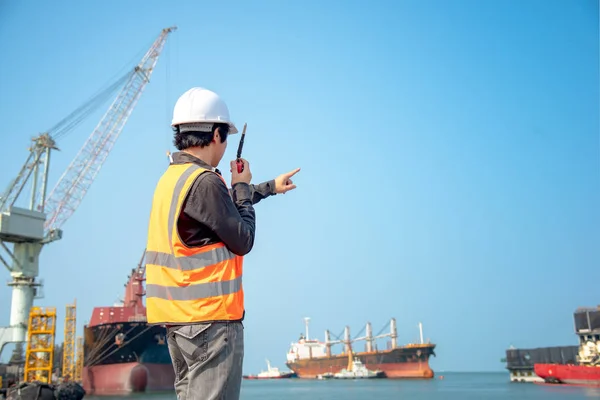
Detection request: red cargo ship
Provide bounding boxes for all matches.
[285,318,436,379]
[534,306,600,386]
[82,252,174,395]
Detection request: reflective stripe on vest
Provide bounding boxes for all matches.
[145,163,244,324]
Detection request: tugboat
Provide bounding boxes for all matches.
[243,360,296,380]
[317,372,334,380]
[333,349,384,379]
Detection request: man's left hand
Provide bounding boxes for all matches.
[274,168,301,194]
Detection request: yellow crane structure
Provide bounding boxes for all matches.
[23,307,57,383]
[62,300,76,380]
[74,336,83,382]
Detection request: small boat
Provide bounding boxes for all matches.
[243,359,296,380]
[333,349,384,379]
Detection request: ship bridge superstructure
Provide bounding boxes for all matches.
[574,306,600,366]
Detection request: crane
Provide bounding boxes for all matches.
[0,26,176,363]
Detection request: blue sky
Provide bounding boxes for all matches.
[0,0,598,374]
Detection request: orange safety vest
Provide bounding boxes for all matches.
[144,163,244,324]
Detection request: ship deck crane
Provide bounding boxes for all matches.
[321,318,432,355]
[0,26,176,362]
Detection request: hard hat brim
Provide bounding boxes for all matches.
[172,119,239,134]
[228,122,239,134]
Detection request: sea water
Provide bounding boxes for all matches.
[84,372,600,399]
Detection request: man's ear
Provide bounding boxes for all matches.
[212,129,220,143]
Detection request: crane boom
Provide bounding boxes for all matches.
[43,26,176,236]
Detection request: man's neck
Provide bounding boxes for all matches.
[182,148,214,168]
[171,151,221,174]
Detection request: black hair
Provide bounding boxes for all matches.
[172,123,229,150]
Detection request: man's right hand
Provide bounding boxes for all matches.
[230,158,252,186]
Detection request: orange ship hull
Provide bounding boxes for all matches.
[286,345,435,379]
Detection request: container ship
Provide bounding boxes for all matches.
[534,306,600,386]
[81,252,174,395]
[285,317,436,379]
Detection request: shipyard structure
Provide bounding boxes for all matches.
[285,318,436,379]
[0,26,176,394]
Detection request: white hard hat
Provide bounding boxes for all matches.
[171,87,238,134]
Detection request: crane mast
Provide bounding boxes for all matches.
[0,26,176,363]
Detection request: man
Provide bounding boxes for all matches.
[144,87,300,400]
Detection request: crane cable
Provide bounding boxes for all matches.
[48,72,131,141]
[46,35,156,142]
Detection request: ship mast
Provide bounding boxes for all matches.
[365,322,373,352]
[304,317,310,340]
[344,325,351,354]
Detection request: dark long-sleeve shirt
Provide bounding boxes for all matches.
[172,152,276,256]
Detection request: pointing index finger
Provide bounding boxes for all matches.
[285,167,301,178]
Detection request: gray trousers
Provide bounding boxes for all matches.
[167,321,244,400]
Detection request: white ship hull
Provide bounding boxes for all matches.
[509,370,543,383]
